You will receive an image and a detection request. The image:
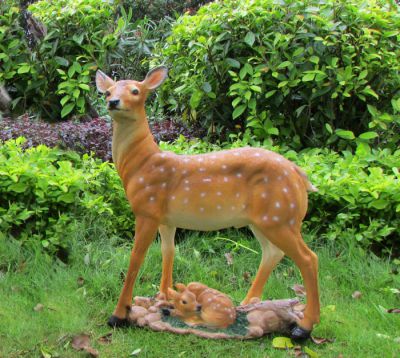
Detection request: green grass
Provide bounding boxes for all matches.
[0,224,399,358]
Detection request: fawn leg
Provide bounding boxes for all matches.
[241,225,284,304]
[159,225,176,296]
[108,216,159,327]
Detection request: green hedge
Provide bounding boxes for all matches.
[0,138,132,255]
[1,137,398,255]
[156,0,400,150]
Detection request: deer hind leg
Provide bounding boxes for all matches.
[241,225,284,304]
[251,224,320,336]
[159,224,176,296]
[108,216,159,327]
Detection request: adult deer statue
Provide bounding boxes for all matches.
[96,66,320,339]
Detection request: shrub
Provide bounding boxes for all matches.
[157,0,400,150]
[0,138,132,255]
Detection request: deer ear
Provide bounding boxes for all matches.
[175,283,187,293]
[96,70,115,93]
[143,66,168,90]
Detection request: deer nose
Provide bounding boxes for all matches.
[196,304,202,312]
[108,99,120,109]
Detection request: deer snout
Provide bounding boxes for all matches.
[108,99,120,110]
[196,304,202,312]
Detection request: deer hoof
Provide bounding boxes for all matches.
[108,315,130,328]
[290,325,311,340]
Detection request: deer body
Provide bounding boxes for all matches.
[96,67,320,339]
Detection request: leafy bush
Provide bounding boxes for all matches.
[160,134,400,252]
[157,0,400,150]
[0,138,132,255]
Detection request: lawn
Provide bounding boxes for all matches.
[0,223,399,357]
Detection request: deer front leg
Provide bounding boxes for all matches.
[108,216,159,328]
[159,225,176,297]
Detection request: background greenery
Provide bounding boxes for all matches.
[0,0,399,356]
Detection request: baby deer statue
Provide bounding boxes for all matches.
[168,282,236,329]
[96,66,320,339]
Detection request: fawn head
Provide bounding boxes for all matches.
[168,283,202,316]
[95,66,168,120]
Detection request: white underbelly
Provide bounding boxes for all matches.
[164,213,249,231]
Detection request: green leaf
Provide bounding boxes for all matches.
[226,58,240,68]
[61,103,75,118]
[232,97,242,108]
[244,31,255,47]
[17,65,30,74]
[304,347,319,358]
[8,182,27,193]
[272,337,294,349]
[78,83,90,91]
[189,91,203,109]
[362,86,379,99]
[277,61,292,69]
[202,82,212,93]
[358,70,368,80]
[336,129,355,140]
[302,73,315,82]
[54,56,69,67]
[265,90,276,99]
[250,85,262,93]
[359,131,378,140]
[309,55,320,64]
[325,123,333,134]
[232,104,246,119]
[60,95,70,107]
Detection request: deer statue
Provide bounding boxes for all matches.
[167,282,236,329]
[95,66,320,339]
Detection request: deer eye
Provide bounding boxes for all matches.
[131,88,139,95]
[105,90,110,97]
[182,300,187,304]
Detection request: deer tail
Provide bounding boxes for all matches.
[294,166,318,192]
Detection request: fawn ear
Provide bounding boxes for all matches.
[143,66,168,90]
[175,283,187,293]
[168,288,179,300]
[96,70,115,93]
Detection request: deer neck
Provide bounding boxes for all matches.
[111,110,160,176]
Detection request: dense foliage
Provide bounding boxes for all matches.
[0,138,132,256]
[1,137,398,256]
[157,0,400,149]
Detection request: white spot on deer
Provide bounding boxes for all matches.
[184,186,190,191]
[183,158,190,163]
[236,193,240,198]
[234,152,240,156]
[229,314,234,318]
[242,204,246,209]
[276,157,283,162]
[161,182,167,188]
[197,157,204,162]
[149,196,155,202]
[289,218,295,225]
[264,177,269,183]
[236,172,242,178]
[183,198,189,204]
[200,207,204,212]
[159,167,165,172]
[207,298,212,302]
[184,179,189,184]
[261,192,267,198]
[254,153,261,157]
[171,196,176,200]
[275,201,281,208]
[224,177,229,182]
[283,187,288,193]
[210,155,217,159]
[284,170,289,176]
[290,203,296,209]
[277,176,283,181]
[272,216,280,222]
[262,215,268,222]
[145,185,151,190]
[182,170,188,175]
[217,205,222,210]
[138,177,144,183]
[217,191,222,196]
[199,168,206,172]
[172,167,176,172]
[222,164,227,170]
[203,178,212,183]
[231,206,236,211]
[200,192,206,198]
[161,153,166,158]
